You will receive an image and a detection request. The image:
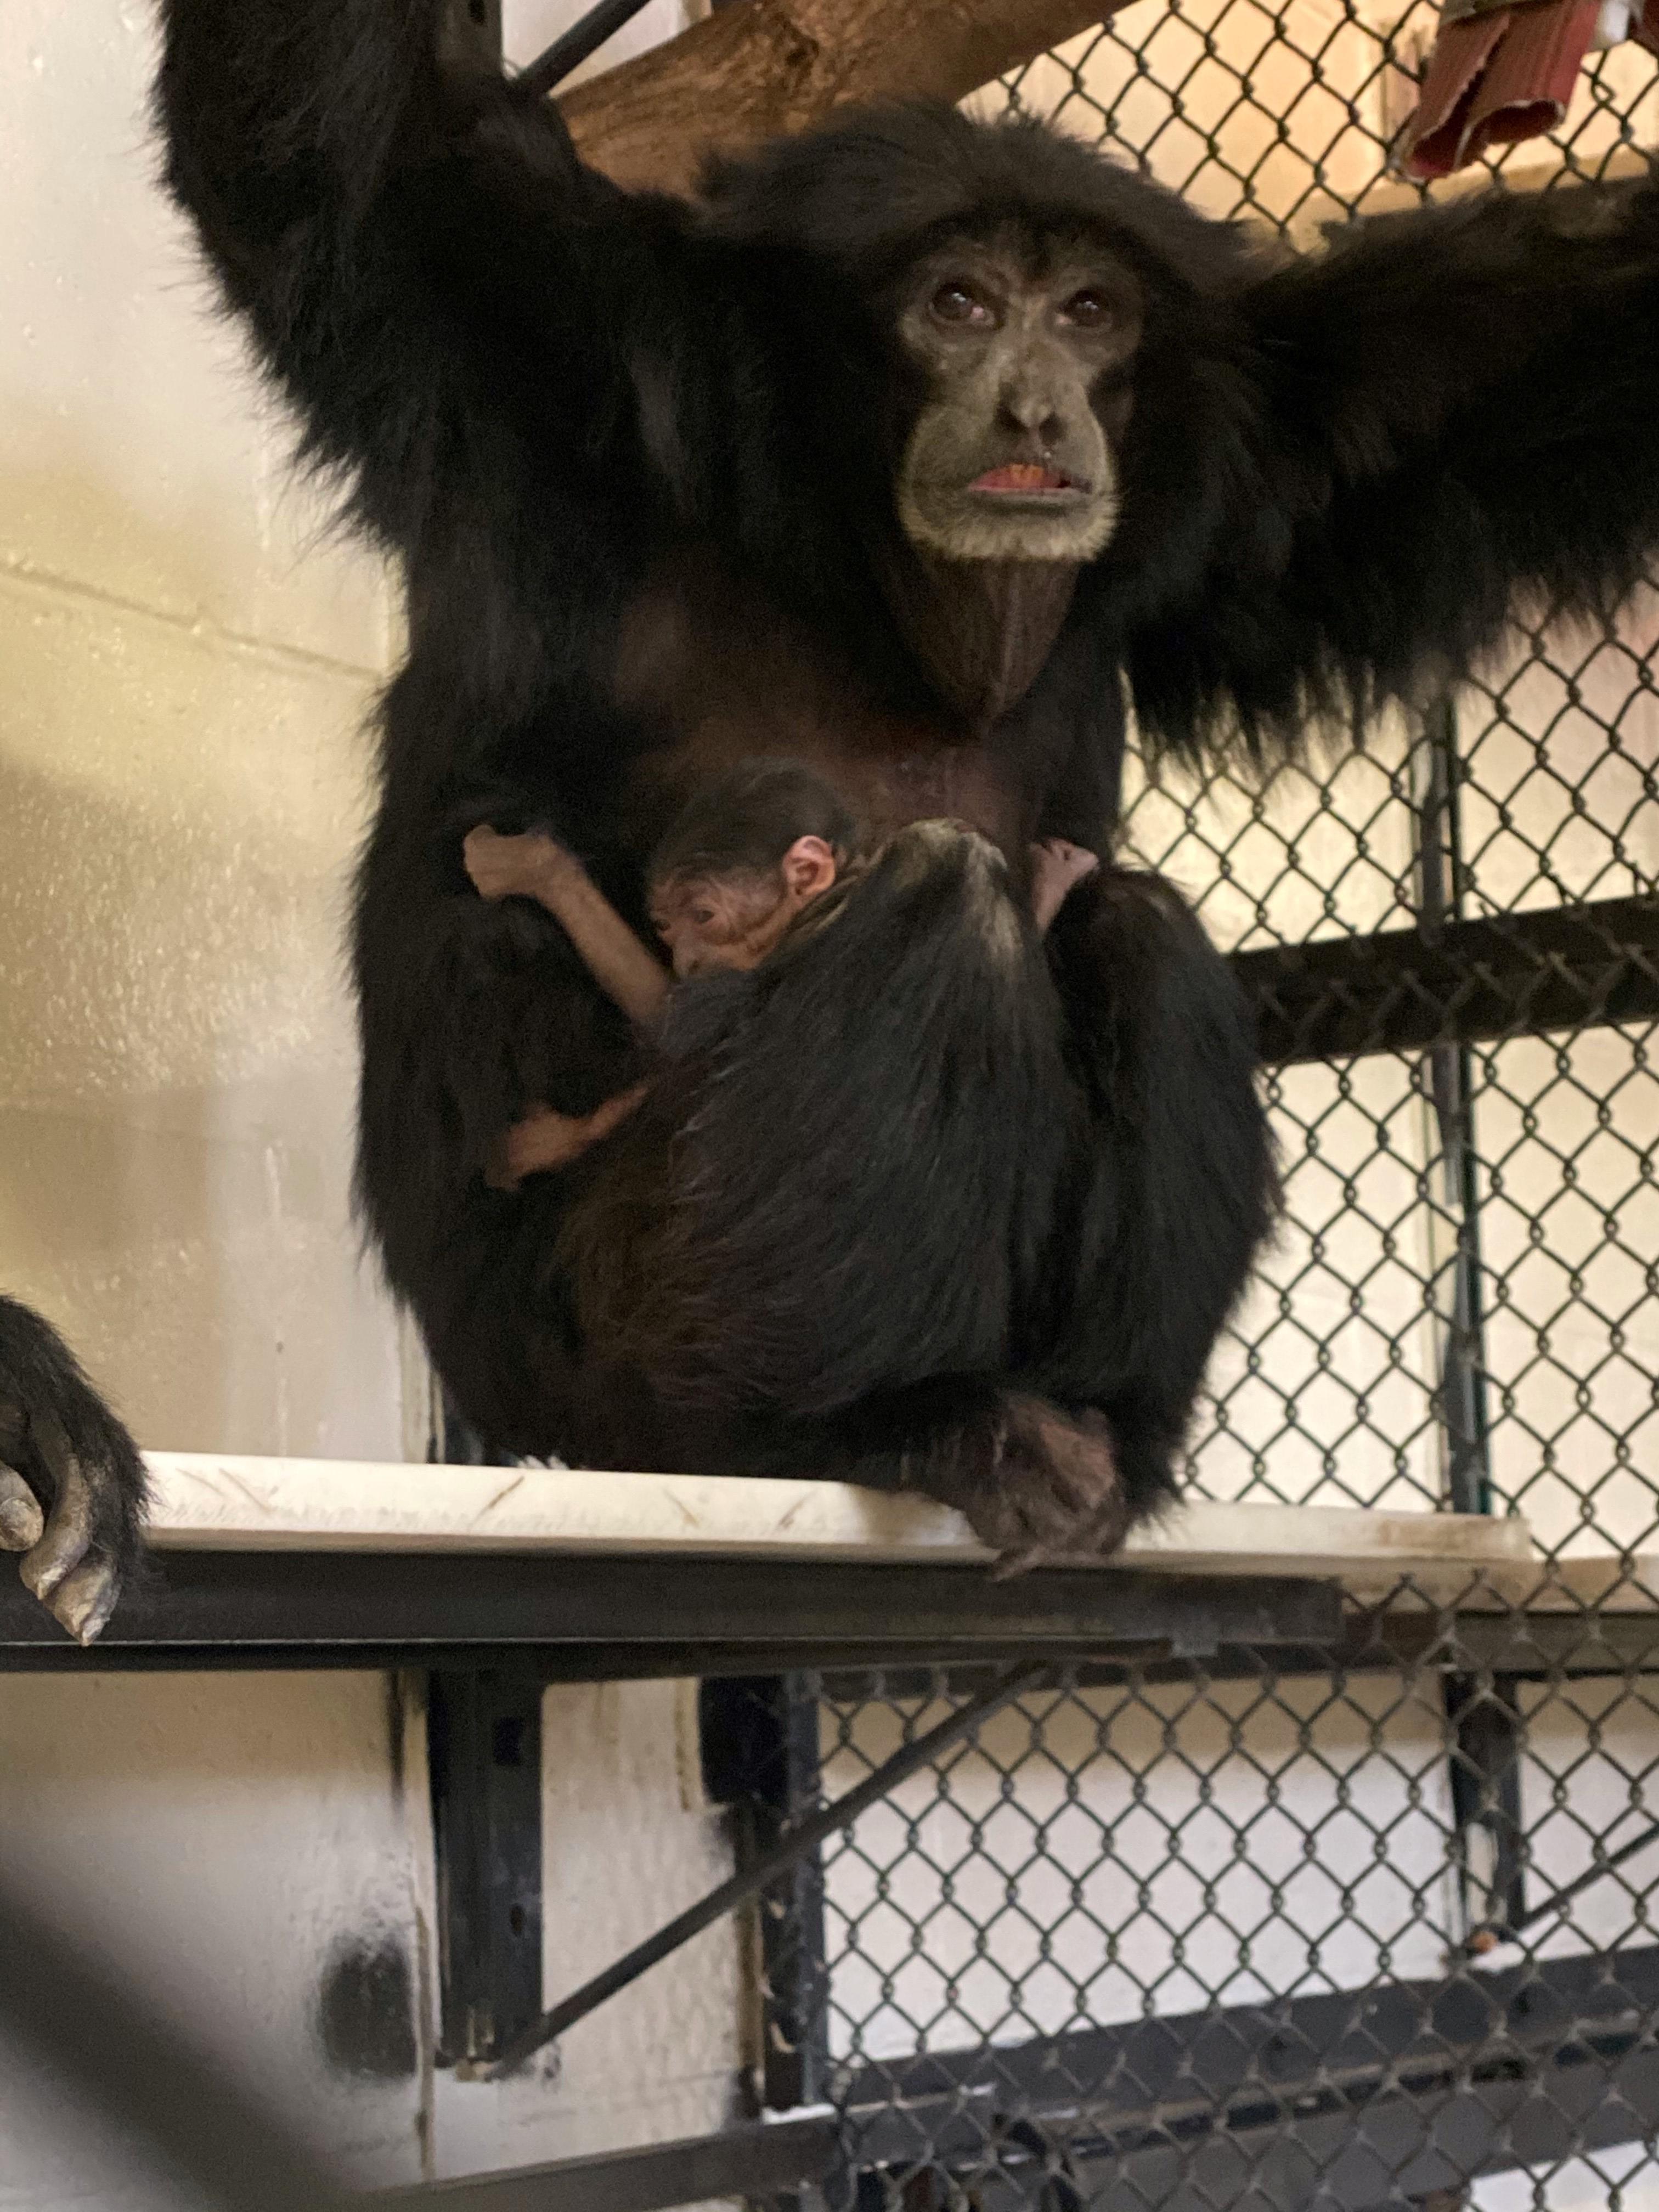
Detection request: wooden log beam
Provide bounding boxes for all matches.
[558,0,1122,194]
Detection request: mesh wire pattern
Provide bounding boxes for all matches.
[728,9,1659,2207]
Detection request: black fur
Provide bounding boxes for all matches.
[650,760,860,884]
[0,1295,147,1617]
[153,0,1655,1545]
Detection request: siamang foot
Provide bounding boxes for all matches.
[939,1392,1128,1575]
[0,1411,131,1643]
[0,1301,146,1644]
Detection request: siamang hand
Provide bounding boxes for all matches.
[0,1298,146,1643]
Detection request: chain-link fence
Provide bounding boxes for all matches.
[707,14,1659,2205]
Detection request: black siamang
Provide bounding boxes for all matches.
[0,1297,145,1641]
[155,0,1659,1558]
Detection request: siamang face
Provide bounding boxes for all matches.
[893,227,1142,566]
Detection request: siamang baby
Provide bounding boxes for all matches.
[463,760,1100,1188]
[462,761,855,1182]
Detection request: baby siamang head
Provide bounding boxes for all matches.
[646,760,860,978]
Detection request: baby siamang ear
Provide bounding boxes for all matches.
[778,835,839,902]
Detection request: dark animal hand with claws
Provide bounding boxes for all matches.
[0,1297,145,1643]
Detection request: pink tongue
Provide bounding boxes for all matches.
[974,463,1068,492]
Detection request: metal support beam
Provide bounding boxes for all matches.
[701,1674,832,2113]
[427,1671,545,2068]
[1237,890,1659,1065]
[0,1553,1341,1673]
[489,1664,1047,2078]
[844,1944,1659,2208]
[1053,2055,1659,2212]
[516,0,656,97]
[1446,1670,1527,1943]
[1409,699,1526,1947]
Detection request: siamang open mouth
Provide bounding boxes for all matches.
[968,463,1087,496]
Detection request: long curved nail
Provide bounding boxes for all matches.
[19,1459,94,1605]
[50,1556,120,1645]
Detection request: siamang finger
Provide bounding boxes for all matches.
[47,1554,121,1646]
[17,1414,94,1607]
[0,1464,45,1552]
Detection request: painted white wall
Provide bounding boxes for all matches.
[1,1673,747,2199]
[0,0,403,1463]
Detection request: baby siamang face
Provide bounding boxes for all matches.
[649,837,840,978]
[893,226,1142,565]
[649,870,780,977]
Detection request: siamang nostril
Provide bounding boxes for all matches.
[1000,390,1064,444]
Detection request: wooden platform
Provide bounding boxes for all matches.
[19,1456,1659,1673]
[144,1453,1537,1602]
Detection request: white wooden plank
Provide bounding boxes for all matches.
[140,1454,1537,1591]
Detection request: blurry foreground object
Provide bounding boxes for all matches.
[0,1876,347,2212]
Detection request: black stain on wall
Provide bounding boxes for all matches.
[315,1934,419,2080]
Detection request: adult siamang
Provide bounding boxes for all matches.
[0,1298,145,1641]
[155,0,1659,1559]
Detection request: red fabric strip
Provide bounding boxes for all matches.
[1403,0,1601,178]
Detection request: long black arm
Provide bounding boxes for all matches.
[156,0,736,1384]
[154,0,663,550]
[1131,178,1659,755]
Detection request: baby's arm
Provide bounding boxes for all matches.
[487,1086,650,1189]
[464,826,669,1028]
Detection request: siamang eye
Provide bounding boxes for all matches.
[1063,288,1114,328]
[930,282,992,327]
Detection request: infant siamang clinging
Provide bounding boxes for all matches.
[460,761,858,1182]
[464,761,1099,1187]
[156,0,1659,1559]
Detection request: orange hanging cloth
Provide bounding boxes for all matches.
[1402,0,1651,178]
